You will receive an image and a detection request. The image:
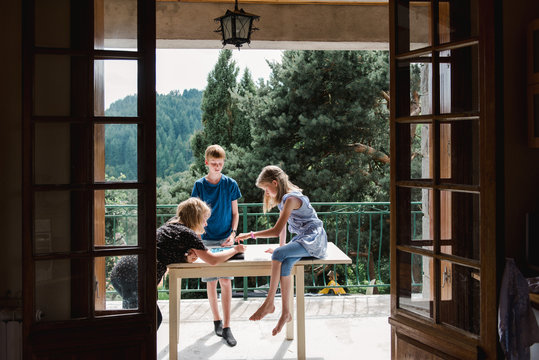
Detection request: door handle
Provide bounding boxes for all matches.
[442,266,451,288]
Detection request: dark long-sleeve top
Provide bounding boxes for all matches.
[156,222,206,283]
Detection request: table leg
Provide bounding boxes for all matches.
[286,269,295,340]
[169,275,180,360]
[296,266,305,360]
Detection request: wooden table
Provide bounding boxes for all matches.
[167,242,351,360]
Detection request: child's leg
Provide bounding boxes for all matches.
[219,278,232,328]
[249,259,282,321]
[218,278,237,346]
[267,241,310,334]
[206,280,221,321]
[250,241,309,322]
[272,274,293,336]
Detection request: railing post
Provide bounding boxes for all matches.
[242,205,248,301]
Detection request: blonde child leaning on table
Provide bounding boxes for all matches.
[111,198,245,331]
[155,198,245,330]
[236,165,327,336]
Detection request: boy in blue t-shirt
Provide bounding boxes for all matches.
[191,144,241,346]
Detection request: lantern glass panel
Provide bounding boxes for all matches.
[236,15,251,38]
[222,16,233,40]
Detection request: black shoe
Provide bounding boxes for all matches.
[222,327,237,347]
[214,320,223,337]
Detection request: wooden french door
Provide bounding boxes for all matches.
[388,0,499,358]
[22,0,157,358]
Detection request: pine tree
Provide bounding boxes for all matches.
[232,68,256,148]
[230,50,390,203]
[191,49,239,174]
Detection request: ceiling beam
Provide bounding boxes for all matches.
[104,0,427,50]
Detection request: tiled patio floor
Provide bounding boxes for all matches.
[156,294,390,359]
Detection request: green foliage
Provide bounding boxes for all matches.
[104,89,203,179]
[107,50,391,221]
[104,174,138,245]
[191,49,238,173]
[190,49,255,175]
[156,89,203,177]
[225,50,390,203]
[104,123,138,180]
[233,68,257,148]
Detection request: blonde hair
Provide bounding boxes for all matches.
[256,165,302,213]
[205,144,226,161]
[169,197,211,234]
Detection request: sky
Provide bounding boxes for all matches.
[104,49,283,109]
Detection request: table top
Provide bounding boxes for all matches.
[167,242,351,270]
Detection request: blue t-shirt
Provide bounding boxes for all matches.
[191,174,242,241]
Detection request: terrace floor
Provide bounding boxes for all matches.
[156,294,391,359]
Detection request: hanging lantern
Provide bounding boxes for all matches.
[215,0,260,49]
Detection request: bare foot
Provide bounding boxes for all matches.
[249,302,275,321]
[272,312,292,336]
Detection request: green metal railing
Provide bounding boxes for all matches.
[104,202,423,299]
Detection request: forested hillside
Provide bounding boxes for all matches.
[104,89,203,179]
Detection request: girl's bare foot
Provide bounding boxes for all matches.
[272,312,292,336]
[249,302,275,321]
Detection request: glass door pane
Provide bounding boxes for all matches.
[396,0,432,54]
[95,0,138,51]
[439,263,480,334]
[398,251,432,319]
[438,0,478,44]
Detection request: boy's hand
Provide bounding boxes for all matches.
[222,236,235,247]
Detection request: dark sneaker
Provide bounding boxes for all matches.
[214,320,223,337]
[222,327,237,347]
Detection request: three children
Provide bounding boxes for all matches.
[113,145,328,345]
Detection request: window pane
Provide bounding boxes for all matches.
[107,124,138,181]
[396,57,432,117]
[34,191,89,254]
[93,124,138,182]
[34,55,71,116]
[396,0,432,54]
[35,259,88,321]
[412,187,433,247]
[396,187,434,248]
[439,0,478,44]
[34,191,71,254]
[439,121,479,186]
[398,251,432,319]
[94,189,138,247]
[440,191,480,260]
[411,123,432,180]
[96,255,139,311]
[35,123,70,184]
[94,60,138,117]
[440,263,480,335]
[95,0,138,51]
[35,0,70,48]
[439,45,479,114]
